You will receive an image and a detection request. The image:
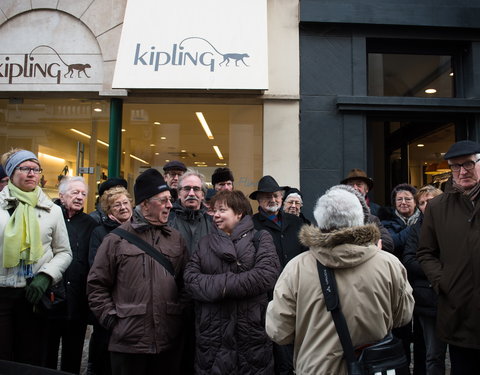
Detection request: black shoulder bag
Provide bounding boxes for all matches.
[316,260,409,375]
[112,227,176,278]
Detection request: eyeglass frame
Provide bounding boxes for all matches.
[449,158,480,172]
[284,200,303,207]
[15,166,43,174]
[395,197,414,203]
[166,170,184,178]
[149,196,174,205]
[180,185,203,193]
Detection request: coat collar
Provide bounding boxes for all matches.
[299,224,380,269]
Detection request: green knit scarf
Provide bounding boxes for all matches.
[3,181,43,268]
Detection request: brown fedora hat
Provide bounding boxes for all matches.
[340,168,374,191]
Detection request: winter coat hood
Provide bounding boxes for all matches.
[299,224,380,269]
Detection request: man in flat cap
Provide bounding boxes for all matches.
[418,140,480,374]
[88,168,189,375]
[163,160,187,202]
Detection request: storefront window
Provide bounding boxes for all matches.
[121,103,263,197]
[368,53,454,97]
[0,98,109,211]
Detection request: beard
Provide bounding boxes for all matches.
[264,204,280,213]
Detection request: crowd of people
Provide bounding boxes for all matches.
[0,140,479,375]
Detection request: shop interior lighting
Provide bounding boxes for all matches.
[129,154,149,164]
[216,163,227,166]
[70,128,109,147]
[160,137,167,140]
[195,112,214,140]
[38,152,65,163]
[417,144,425,147]
[154,121,161,125]
[425,88,437,94]
[93,107,102,112]
[213,145,224,160]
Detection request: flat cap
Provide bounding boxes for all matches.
[163,160,187,172]
[444,140,480,160]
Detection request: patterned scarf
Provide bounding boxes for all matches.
[395,207,421,227]
[452,181,480,202]
[3,181,43,268]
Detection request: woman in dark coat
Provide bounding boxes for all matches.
[184,190,281,375]
[87,186,133,375]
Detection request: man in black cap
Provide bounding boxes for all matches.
[418,140,480,374]
[163,160,187,201]
[88,168,189,375]
[250,175,307,375]
[89,177,128,224]
[211,167,234,191]
[0,165,8,191]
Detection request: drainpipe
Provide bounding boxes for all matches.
[108,98,123,178]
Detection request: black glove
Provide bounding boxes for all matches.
[25,273,52,305]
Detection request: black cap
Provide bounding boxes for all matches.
[134,168,169,205]
[249,175,289,200]
[163,160,187,172]
[98,178,128,197]
[444,140,480,160]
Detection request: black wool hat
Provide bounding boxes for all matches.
[444,140,480,160]
[249,175,289,200]
[134,168,169,205]
[163,160,187,172]
[98,177,128,197]
[212,167,234,185]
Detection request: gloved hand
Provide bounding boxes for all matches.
[25,273,52,305]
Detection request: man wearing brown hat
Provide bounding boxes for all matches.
[418,140,480,374]
[250,175,307,375]
[341,168,381,216]
[87,168,189,375]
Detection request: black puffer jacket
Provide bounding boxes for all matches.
[88,216,120,267]
[252,209,307,268]
[402,216,438,317]
[57,202,98,320]
[184,215,281,375]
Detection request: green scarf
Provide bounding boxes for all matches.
[3,181,43,268]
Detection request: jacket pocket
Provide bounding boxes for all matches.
[113,303,147,343]
[165,301,183,342]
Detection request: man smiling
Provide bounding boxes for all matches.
[418,140,480,374]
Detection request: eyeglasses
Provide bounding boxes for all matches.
[180,185,202,192]
[166,171,184,178]
[112,200,131,210]
[396,197,413,203]
[15,167,43,174]
[149,197,174,205]
[285,200,302,207]
[449,158,480,172]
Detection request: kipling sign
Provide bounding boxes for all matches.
[0,45,92,84]
[113,0,268,90]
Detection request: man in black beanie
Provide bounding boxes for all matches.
[88,168,189,375]
[89,177,128,224]
[211,167,234,191]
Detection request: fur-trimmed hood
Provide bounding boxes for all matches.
[299,224,381,269]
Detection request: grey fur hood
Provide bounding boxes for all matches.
[299,223,381,269]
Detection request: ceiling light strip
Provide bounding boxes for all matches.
[70,128,109,147]
[129,154,149,164]
[213,145,224,160]
[196,112,214,140]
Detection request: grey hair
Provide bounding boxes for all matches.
[285,192,302,203]
[58,176,88,195]
[314,188,364,231]
[178,168,208,195]
[326,184,369,224]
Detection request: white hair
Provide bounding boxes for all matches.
[314,189,364,230]
[58,176,87,195]
[285,192,302,203]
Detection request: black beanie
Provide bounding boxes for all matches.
[99,177,128,197]
[0,165,6,180]
[134,168,169,205]
[212,167,234,186]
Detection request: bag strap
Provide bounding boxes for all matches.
[252,229,264,252]
[112,227,176,278]
[316,260,358,367]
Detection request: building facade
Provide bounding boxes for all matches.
[0,0,300,212]
[300,0,480,216]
